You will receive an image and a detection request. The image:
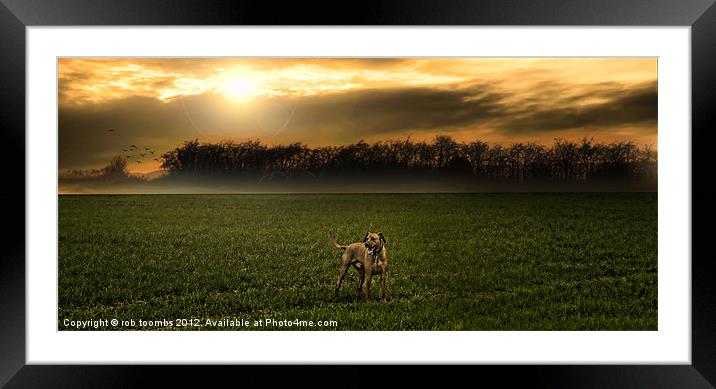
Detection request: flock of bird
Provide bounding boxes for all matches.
[108,128,160,165]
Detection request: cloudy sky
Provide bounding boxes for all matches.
[59,58,657,173]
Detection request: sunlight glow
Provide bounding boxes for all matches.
[223,78,255,102]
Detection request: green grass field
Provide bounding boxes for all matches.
[58,193,657,330]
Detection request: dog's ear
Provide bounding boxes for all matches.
[363,232,370,242]
[378,232,386,244]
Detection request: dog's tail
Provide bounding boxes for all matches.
[329,234,347,250]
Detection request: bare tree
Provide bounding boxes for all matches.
[158,136,656,184]
[102,155,129,177]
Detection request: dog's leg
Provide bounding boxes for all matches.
[380,273,388,302]
[334,262,350,297]
[355,267,365,295]
[364,273,373,302]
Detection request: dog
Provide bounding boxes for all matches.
[330,232,388,302]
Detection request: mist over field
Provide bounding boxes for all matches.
[59,136,657,194]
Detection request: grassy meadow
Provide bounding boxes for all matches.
[58,193,657,330]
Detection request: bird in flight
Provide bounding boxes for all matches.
[108,129,115,133]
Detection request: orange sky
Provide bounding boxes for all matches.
[59,58,657,174]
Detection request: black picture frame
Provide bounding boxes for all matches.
[2,0,715,387]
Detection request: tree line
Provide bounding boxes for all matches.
[158,136,657,183]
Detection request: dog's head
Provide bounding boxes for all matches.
[363,231,386,250]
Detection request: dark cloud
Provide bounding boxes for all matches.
[276,85,509,143]
[502,81,657,133]
[276,81,657,141]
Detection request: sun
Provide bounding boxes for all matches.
[222,79,255,102]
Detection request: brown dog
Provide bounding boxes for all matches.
[330,232,388,302]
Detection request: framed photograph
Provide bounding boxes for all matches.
[3,0,715,387]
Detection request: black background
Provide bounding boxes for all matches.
[1,0,715,387]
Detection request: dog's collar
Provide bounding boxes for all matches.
[369,242,383,259]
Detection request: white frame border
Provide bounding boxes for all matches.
[27,26,690,364]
